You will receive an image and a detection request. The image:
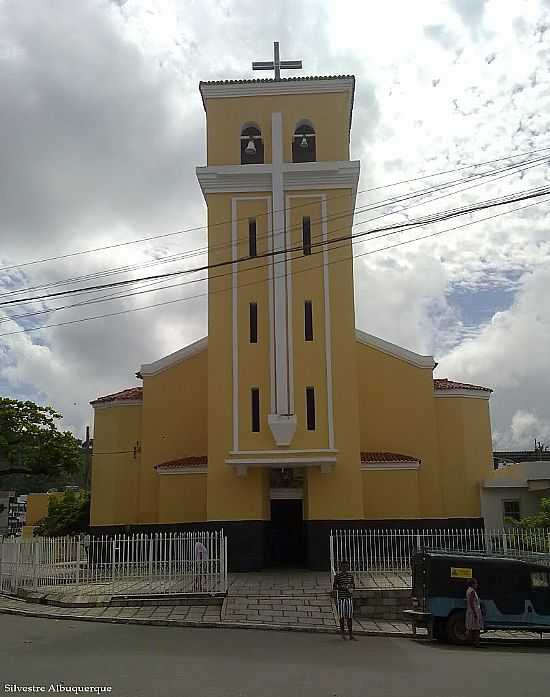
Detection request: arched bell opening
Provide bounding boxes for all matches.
[240,124,264,164]
[292,121,316,163]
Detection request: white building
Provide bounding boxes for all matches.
[481,461,550,528]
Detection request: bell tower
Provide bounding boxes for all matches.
[196,44,364,540]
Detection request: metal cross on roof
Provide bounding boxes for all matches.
[252,42,302,81]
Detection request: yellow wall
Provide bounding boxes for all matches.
[90,81,494,532]
[362,470,420,519]
[206,192,271,521]
[435,396,494,518]
[357,341,493,520]
[235,198,272,452]
[356,342,444,518]
[204,92,351,165]
[139,349,208,523]
[300,189,363,520]
[25,493,54,526]
[158,474,207,523]
[90,403,142,526]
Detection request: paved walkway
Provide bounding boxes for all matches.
[14,570,409,600]
[227,570,410,594]
[223,592,337,627]
[2,593,550,642]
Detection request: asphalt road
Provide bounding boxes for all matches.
[1,614,549,697]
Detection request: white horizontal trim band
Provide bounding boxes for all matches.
[226,457,337,467]
[140,336,207,376]
[156,467,208,475]
[482,480,526,489]
[92,400,143,410]
[229,449,338,455]
[270,488,304,500]
[196,161,360,198]
[361,462,420,471]
[200,79,354,103]
[355,329,436,369]
[434,389,490,400]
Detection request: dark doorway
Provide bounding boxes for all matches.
[268,499,305,567]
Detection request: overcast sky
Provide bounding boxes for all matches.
[1,0,550,450]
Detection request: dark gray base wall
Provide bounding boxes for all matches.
[90,518,483,572]
[304,518,484,571]
[89,521,268,572]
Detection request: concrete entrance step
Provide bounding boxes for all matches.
[222,593,337,628]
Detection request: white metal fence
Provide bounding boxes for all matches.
[329,528,550,578]
[0,531,227,597]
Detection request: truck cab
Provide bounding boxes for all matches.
[406,551,550,644]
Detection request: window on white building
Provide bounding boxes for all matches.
[503,499,521,523]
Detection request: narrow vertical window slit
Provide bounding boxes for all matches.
[249,302,258,343]
[248,218,257,257]
[304,300,313,341]
[306,387,316,431]
[251,388,260,432]
[302,216,312,256]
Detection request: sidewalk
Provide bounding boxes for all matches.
[0,593,410,635]
[2,593,549,643]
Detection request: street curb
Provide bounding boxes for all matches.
[0,604,411,637]
[2,604,549,645]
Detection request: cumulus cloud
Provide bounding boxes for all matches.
[436,264,550,448]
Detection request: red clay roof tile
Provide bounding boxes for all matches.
[90,386,143,405]
[154,456,208,470]
[434,378,492,392]
[360,452,420,463]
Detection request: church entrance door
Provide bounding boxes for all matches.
[268,499,305,567]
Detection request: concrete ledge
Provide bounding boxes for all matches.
[0,604,411,637]
[15,588,223,608]
[3,602,550,645]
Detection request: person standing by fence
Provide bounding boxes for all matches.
[465,578,483,647]
[194,540,208,592]
[333,559,356,640]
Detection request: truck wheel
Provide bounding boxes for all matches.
[446,611,468,645]
[433,617,447,642]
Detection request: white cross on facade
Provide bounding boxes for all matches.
[252,42,302,81]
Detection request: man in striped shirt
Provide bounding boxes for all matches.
[333,560,356,640]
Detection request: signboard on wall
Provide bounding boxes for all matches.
[450,566,473,579]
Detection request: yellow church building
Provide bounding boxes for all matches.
[90,48,494,570]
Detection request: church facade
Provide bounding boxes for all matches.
[90,68,494,570]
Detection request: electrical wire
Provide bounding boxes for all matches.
[2,149,549,302]
[2,144,550,275]
[1,194,548,339]
[3,162,549,326]
[2,178,548,310]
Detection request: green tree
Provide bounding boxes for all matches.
[0,398,81,482]
[34,490,90,537]
[517,497,550,529]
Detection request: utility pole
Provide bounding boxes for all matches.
[82,426,92,491]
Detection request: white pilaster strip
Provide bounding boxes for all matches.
[285,194,295,415]
[231,197,239,451]
[271,112,289,415]
[267,197,276,414]
[321,194,335,450]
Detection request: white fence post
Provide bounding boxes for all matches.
[75,538,81,591]
[33,541,40,592]
[111,537,116,595]
[501,528,509,555]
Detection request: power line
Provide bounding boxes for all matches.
[2,144,550,274]
[3,162,549,326]
[2,181,549,310]
[1,195,548,339]
[3,150,546,301]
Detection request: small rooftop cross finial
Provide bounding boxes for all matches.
[252,41,302,81]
